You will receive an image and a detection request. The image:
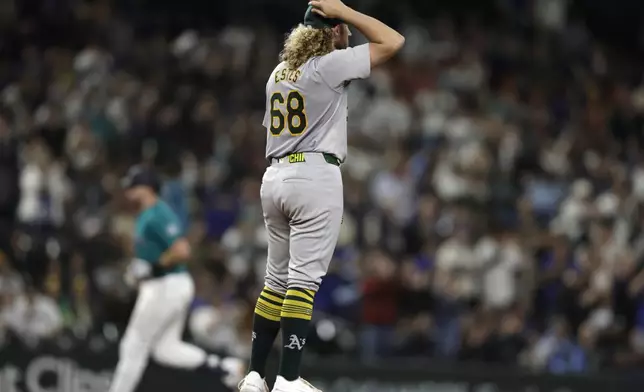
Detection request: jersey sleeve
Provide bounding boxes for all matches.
[316,44,371,90]
[263,72,274,128]
[263,109,270,128]
[150,212,183,249]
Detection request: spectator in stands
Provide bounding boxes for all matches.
[68,253,93,335]
[0,252,23,298]
[495,311,528,364]
[546,321,589,374]
[3,285,63,344]
[0,107,20,246]
[18,139,70,231]
[434,228,480,305]
[478,230,529,311]
[395,258,435,356]
[459,310,496,362]
[360,249,398,360]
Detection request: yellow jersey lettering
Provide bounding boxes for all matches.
[275,69,302,84]
[290,70,301,83]
[288,153,306,163]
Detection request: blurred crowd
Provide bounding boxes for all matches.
[2,0,644,376]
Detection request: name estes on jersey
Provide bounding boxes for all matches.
[275,68,302,84]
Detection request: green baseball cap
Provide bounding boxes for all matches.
[303,5,343,29]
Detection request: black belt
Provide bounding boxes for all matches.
[271,152,341,166]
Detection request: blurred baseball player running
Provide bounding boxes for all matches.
[109,166,243,392]
[238,1,404,391]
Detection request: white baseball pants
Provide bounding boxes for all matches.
[108,273,208,392]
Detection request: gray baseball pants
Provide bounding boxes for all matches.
[260,152,343,294]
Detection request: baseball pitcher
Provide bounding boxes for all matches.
[238,1,404,391]
[109,166,243,392]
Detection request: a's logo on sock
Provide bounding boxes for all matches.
[252,332,257,341]
[284,334,306,351]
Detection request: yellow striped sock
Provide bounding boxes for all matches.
[254,287,285,322]
[281,288,315,321]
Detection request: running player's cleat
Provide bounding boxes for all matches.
[238,371,269,392]
[272,376,322,392]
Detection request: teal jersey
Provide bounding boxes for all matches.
[134,201,188,276]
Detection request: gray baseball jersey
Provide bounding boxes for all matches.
[263,43,371,161]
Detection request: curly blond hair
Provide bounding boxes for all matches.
[280,24,334,70]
